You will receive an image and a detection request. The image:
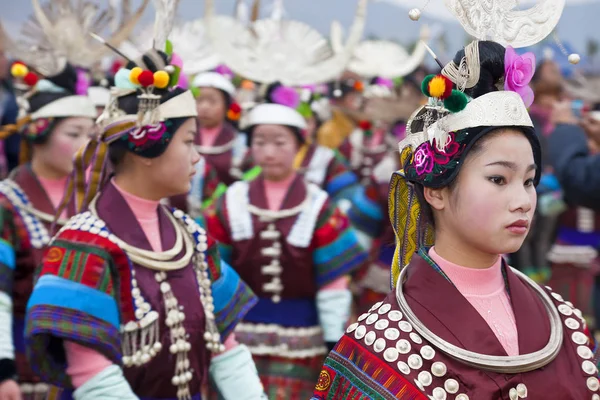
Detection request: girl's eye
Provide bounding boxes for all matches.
[524,178,535,187]
[67,132,81,138]
[488,176,506,185]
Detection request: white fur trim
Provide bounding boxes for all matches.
[287,184,328,248]
[192,72,235,95]
[0,292,14,360]
[304,146,335,186]
[226,181,254,241]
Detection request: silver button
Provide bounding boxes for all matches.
[558,304,573,316]
[565,317,581,330]
[573,331,589,345]
[592,394,600,400]
[509,388,518,400]
[384,328,400,341]
[578,345,593,360]
[383,347,399,363]
[456,395,469,400]
[583,360,598,375]
[551,292,564,301]
[396,339,411,354]
[418,371,432,387]
[346,323,358,333]
[364,331,376,346]
[420,345,435,360]
[408,354,423,370]
[388,310,403,321]
[588,377,600,391]
[378,303,392,314]
[375,319,389,330]
[431,361,447,377]
[410,332,423,344]
[357,313,369,322]
[397,361,410,374]
[413,378,424,391]
[399,321,413,332]
[355,325,367,339]
[373,338,386,353]
[366,313,379,325]
[516,383,527,398]
[432,387,447,400]
[445,379,459,394]
[369,301,383,312]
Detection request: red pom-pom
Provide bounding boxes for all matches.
[358,120,372,131]
[23,72,39,86]
[229,103,241,114]
[138,70,154,87]
[441,75,453,100]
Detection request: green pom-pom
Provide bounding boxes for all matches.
[444,90,468,113]
[190,86,200,98]
[165,40,173,56]
[297,102,313,118]
[421,74,435,97]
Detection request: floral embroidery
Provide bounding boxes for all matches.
[406,131,468,184]
[26,118,54,139]
[124,120,172,151]
[413,142,434,176]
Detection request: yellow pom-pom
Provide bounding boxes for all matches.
[129,67,143,85]
[428,76,447,99]
[11,63,28,78]
[153,71,170,89]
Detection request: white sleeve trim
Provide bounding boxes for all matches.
[0,291,14,360]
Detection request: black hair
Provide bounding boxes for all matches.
[452,41,506,99]
[245,124,304,147]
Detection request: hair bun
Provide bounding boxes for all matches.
[452,41,506,99]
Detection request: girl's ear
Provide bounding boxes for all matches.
[423,187,447,211]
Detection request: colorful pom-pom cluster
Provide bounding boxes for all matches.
[10,62,39,87]
[129,67,171,89]
[421,74,468,113]
[227,102,242,121]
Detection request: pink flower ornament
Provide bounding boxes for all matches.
[504,46,536,107]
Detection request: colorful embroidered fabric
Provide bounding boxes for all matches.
[255,354,325,400]
[311,335,426,400]
[25,209,256,387]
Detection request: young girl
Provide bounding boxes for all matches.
[205,102,368,399]
[192,71,247,186]
[312,40,597,399]
[24,46,265,400]
[0,63,96,400]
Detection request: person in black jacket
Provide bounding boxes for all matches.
[0,44,19,173]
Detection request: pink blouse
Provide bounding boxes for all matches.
[428,247,519,356]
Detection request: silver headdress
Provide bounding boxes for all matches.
[3,0,148,76]
[203,0,368,86]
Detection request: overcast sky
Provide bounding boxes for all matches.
[3,0,599,57]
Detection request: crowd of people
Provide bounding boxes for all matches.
[0,0,598,399]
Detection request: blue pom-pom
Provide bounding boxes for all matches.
[36,79,66,93]
[114,68,138,89]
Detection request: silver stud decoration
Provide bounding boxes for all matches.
[355,325,367,340]
[408,354,423,370]
[366,313,379,325]
[418,371,433,387]
[410,332,423,344]
[346,322,358,333]
[583,360,598,375]
[565,317,581,330]
[396,339,411,354]
[384,328,400,341]
[431,362,447,377]
[397,360,411,374]
[373,338,386,353]
[388,310,403,321]
[578,345,593,360]
[378,303,392,314]
[375,319,390,330]
[444,379,459,394]
[516,383,528,398]
[431,387,447,400]
[588,377,600,392]
[384,347,399,363]
[364,331,376,346]
[420,345,435,360]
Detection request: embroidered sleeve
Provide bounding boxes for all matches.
[201,225,257,339]
[25,227,133,387]
[312,200,368,287]
[0,196,18,297]
[324,155,360,202]
[204,196,234,264]
[346,183,385,238]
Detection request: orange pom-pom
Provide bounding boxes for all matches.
[23,72,38,86]
[138,70,154,87]
[227,110,241,121]
[353,81,364,92]
[428,75,453,100]
[153,70,170,89]
[129,67,143,85]
[241,80,255,90]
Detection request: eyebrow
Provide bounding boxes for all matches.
[485,161,537,172]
